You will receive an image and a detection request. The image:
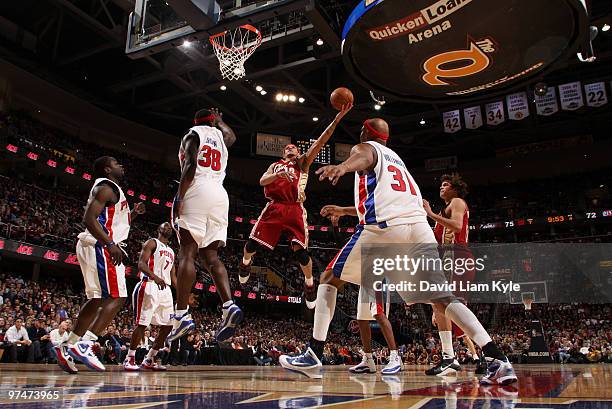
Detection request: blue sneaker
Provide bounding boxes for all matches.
[167,311,195,343]
[279,347,322,379]
[67,341,105,372]
[381,354,402,375]
[215,303,243,343]
[480,358,518,385]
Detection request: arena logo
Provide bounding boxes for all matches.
[407,20,452,45]
[422,0,474,25]
[367,12,427,41]
[422,37,496,86]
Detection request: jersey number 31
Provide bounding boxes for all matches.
[388,165,416,194]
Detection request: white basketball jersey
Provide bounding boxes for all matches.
[179,125,228,186]
[80,178,131,243]
[353,141,427,226]
[144,239,175,285]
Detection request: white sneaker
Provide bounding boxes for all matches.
[123,356,140,371]
[382,354,402,375]
[349,354,376,374]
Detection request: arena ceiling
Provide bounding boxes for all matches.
[1,0,612,162]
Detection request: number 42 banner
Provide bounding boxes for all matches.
[443,110,461,133]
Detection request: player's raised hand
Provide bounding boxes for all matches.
[334,103,353,122]
[316,164,347,185]
[133,202,146,215]
[320,205,345,219]
[210,108,223,126]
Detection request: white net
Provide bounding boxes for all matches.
[209,24,262,81]
[522,292,535,311]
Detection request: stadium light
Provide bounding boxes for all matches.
[312,117,319,122]
[220,85,227,91]
[276,93,283,101]
[374,104,381,110]
[603,24,610,32]
[256,85,263,92]
[298,97,305,103]
[316,38,324,46]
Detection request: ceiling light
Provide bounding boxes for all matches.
[276,93,283,101]
[260,90,267,95]
[298,97,305,103]
[312,117,319,122]
[603,24,610,32]
[316,38,324,46]
[374,104,381,110]
[419,119,426,125]
[282,95,289,102]
[220,85,227,91]
[256,85,263,92]
[289,95,297,102]
[182,40,192,47]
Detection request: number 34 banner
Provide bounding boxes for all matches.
[443,110,461,133]
[485,101,505,126]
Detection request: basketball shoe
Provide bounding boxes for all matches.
[349,352,376,374]
[123,356,140,371]
[381,353,402,375]
[216,303,243,342]
[304,283,316,310]
[480,358,518,385]
[239,261,251,284]
[141,358,167,371]
[279,347,322,379]
[425,354,461,376]
[67,340,105,372]
[55,343,78,374]
[167,310,195,342]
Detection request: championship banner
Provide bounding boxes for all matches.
[425,156,458,171]
[443,110,461,133]
[535,87,559,116]
[559,81,584,111]
[584,82,608,108]
[335,143,352,163]
[463,106,483,129]
[255,133,292,157]
[506,92,530,120]
[485,101,505,126]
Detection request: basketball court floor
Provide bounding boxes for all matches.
[0,364,609,408]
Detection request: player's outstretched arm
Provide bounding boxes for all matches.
[424,197,466,233]
[298,103,352,171]
[138,239,166,289]
[83,184,123,265]
[211,108,236,148]
[315,143,377,185]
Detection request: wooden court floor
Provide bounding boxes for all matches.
[0,363,610,408]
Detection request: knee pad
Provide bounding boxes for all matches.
[293,248,311,266]
[245,239,260,254]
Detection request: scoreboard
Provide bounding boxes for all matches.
[296,139,331,165]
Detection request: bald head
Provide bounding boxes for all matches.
[361,118,390,144]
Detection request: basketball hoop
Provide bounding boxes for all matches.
[209,24,262,81]
[522,292,535,311]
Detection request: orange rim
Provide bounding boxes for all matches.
[209,24,262,52]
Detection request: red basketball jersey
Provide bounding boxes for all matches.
[263,159,308,203]
[433,199,469,244]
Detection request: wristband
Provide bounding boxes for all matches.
[104,241,116,249]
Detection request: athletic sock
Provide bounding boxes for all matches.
[128,349,136,358]
[146,348,158,360]
[439,330,454,359]
[174,309,188,319]
[242,256,252,265]
[444,302,492,347]
[365,352,373,360]
[305,276,314,287]
[82,330,98,342]
[482,342,506,361]
[389,350,399,361]
[313,284,337,342]
[67,332,80,345]
[222,300,234,309]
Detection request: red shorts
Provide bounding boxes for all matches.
[250,202,308,250]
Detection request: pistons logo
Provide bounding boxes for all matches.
[422,37,497,86]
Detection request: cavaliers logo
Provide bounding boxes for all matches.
[422,37,497,86]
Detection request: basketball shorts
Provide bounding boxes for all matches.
[76,238,127,299]
[132,279,174,327]
[356,284,390,321]
[327,222,452,304]
[174,183,229,249]
[249,202,308,249]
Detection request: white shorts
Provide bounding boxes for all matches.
[356,285,390,321]
[76,239,127,299]
[174,183,228,248]
[132,279,174,327]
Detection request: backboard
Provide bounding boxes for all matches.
[509,281,548,305]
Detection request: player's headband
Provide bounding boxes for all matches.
[194,114,216,125]
[363,120,388,141]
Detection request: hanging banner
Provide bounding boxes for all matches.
[558,82,584,111]
[485,101,505,126]
[584,82,608,108]
[535,87,559,116]
[256,133,292,157]
[463,106,483,129]
[425,156,458,171]
[506,92,530,120]
[443,110,461,133]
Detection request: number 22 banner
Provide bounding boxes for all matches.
[584,82,608,108]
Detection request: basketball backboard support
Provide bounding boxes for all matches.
[125,0,314,59]
[509,281,548,305]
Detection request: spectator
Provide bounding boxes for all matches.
[4,318,32,363]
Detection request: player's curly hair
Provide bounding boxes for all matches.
[440,173,468,198]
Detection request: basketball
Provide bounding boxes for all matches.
[330,87,353,110]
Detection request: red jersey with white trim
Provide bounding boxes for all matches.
[80,178,131,244]
[141,239,175,285]
[353,141,426,226]
[264,159,308,203]
[433,200,469,244]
